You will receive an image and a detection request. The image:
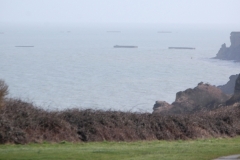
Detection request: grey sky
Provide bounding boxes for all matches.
[1,0,240,26]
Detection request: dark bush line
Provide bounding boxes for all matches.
[0,99,240,144]
[0,99,79,144]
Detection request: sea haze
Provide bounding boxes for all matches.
[0,24,239,112]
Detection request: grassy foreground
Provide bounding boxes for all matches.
[0,137,240,160]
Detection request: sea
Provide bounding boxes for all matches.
[0,24,239,112]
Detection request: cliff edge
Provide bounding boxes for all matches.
[226,74,240,105]
[217,74,239,95]
[215,32,240,61]
[153,83,230,114]
[153,74,240,114]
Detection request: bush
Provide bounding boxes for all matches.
[0,99,80,144]
[0,79,240,144]
[0,79,8,108]
[0,100,240,144]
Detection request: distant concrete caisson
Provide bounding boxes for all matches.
[114,45,138,48]
[168,47,195,50]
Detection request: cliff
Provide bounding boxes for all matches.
[153,83,230,114]
[215,32,240,61]
[226,74,240,105]
[217,74,239,95]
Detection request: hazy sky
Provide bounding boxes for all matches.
[1,0,240,26]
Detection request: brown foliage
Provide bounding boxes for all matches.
[0,99,79,144]
[60,104,240,142]
[0,98,240,144]
[0,80,8,108]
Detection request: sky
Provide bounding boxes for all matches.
[1,0,240,27]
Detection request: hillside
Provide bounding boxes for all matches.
[0,75,240,144]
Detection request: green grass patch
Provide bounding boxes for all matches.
[1,137,240,160]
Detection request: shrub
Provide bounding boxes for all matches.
[0,99,80,144]
[0,79,9,108]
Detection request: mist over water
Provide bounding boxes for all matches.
[0,24,239,112]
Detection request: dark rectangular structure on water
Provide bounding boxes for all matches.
[107,31,121,33]
[15,46,34,47]
[158,31,172,33]
[168,47,195,50]
[114,45,138,48]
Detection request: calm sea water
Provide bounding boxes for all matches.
[0,25,239,112]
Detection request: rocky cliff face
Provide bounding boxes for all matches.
[153,101,172,113]
[226,74,240,105]
[218,74,239,95]
[215,32,240,61]
[235,75,240,94]
[153,83,230,114]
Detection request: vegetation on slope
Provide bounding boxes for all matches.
[0,79,240,144]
